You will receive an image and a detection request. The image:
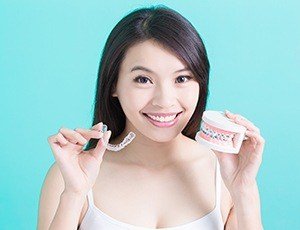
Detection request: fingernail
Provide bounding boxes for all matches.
[103,131,111,145]
[106,130,112,140]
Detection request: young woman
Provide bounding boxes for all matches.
[38,5,265,230]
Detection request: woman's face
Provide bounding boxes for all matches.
[112,40,199,143]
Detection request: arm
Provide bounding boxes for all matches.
[212,111,265,230]
[48,191,86,230]
[225,183,263,230]
[37,162,86,230]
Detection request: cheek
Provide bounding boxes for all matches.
[181,84,199,110]
[118,89,150,113]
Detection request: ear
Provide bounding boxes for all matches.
[111,85,118,97]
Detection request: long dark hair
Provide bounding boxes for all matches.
[84,5,210,151]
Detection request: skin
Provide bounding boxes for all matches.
[76,39,235,228]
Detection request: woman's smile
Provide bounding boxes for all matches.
[142,111,183,128]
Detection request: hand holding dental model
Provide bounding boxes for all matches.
[196,110,265,196]
[47,122,136,195]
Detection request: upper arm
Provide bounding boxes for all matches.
[224,205,238,230]
[37,162,66,230]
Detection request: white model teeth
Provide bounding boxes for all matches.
[147,114,177,122]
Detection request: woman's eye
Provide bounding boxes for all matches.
[176,75,192,83]
[133,75,192,84]
[133,76,151,84]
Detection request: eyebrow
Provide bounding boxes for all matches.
[130,65,190,74]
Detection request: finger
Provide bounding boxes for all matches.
[245,130,265,163]
[48,133,68,147]
[74,127,104,141]
[92,130,112,161]
[225,110,250,124]
[59,127,88,145]
[225,111,260,134]
[234,116,260,133]
[92,122,103,131]
[56,132,69,146]
[93,122,108,133]
[103,130,112,146]
[245,130,265,145]
[47,134,64,153]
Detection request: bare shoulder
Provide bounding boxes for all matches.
[37,162,65,229]
[39,162,65,208]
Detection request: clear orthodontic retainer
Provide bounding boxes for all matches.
[101,124,136,151]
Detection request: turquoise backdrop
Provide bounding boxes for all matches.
[1,0,299,229]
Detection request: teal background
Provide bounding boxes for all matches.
[1,0,299,229]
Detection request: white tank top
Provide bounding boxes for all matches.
[79,159,223,230]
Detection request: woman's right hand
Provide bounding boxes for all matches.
[47,122,112,195]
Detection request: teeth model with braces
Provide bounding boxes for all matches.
[101,124,136,151]
[195,110,248,154]
[199,122,235,145]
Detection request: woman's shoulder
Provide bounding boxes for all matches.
[182,135,216,162]
[38,162,66,229]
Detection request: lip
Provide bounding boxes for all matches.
[143,111,183,128]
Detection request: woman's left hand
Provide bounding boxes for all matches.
[212,110,265,196]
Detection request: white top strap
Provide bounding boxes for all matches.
[87,188,95,207]
[215,159,221,209]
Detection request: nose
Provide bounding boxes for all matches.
[151,84,177,108]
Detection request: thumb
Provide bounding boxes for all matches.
[92,130,112,161]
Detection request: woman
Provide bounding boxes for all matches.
[38,5,265,230]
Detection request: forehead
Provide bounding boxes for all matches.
[120,40,187,73]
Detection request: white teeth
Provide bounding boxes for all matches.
[147,114,177,122]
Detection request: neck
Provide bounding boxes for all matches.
[109,124,191,169]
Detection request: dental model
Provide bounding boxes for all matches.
[101,124,136,151]
[195,110,248,154]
